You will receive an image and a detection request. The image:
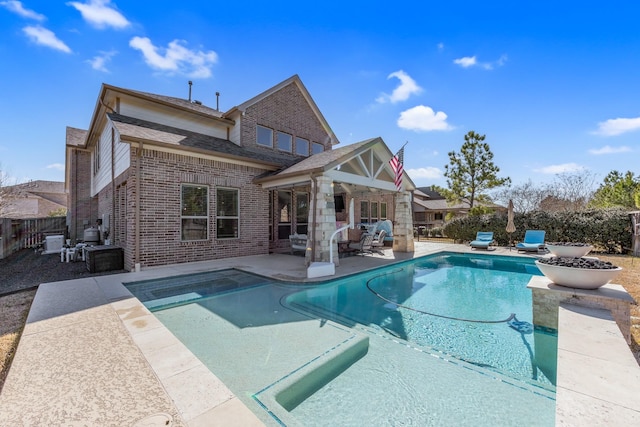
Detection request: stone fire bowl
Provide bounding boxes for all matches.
[546,243,593,258]
[534,260,622,289]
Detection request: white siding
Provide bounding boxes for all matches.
[91,120,130,196]
[227,111,242,145]
[119,97,228,139]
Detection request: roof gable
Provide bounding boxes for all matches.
[226,75,339,146]
[256,137,416,192]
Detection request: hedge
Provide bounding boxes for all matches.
[441,208,632,253]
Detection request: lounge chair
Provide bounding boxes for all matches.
[348,233,374,256]
[516,230,546,252]
[470,231,494,250]
[371,230,387,254]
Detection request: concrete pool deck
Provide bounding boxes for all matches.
[0,242,638,426]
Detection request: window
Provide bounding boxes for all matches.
[257,125,273,147]
[380,202,387,220]
[278,191,292,239]
[312,142,324,154]
[296,192,309,234]
[435,212,444,221]
[216,188,239,238]
[360,201,369,224]
[181,185,208,241]
[277,131,292,152]
[295,137,309,156]
[93,137,101,175]
[371,202,378,222]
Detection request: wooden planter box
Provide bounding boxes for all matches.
[85,245,123,273]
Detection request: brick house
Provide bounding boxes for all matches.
[65,75,415,271]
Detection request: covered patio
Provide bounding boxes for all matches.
[256,137,416,269]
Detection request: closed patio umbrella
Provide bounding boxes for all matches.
[506,199,516,250]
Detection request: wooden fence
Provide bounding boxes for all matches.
[0,216,67,259]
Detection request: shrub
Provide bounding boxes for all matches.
[441,208,632,253]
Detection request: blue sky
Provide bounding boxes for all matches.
[1,1,639,190]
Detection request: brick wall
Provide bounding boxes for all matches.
[241,83,332,154]
[67,148,96,242]
[122,146,271,270]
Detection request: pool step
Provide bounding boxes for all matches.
[254,330,369,424]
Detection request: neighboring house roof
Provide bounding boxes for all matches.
[416,186,445,199]
[224,75,340,147]
[2,180,67,218]
[109,113,301,169]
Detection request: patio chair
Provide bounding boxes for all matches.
[516,230,546,252]
[289,234,307,255]
[371,230,387,255]
[348,233,374,256]
[470,231,494,250]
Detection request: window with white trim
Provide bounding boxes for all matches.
[295,137,309,156]
[216,188,239,239]
[257,125,273,147]
[181,184,208,241]
[380,202,387,220]
[312,142,324,154]
[360,201,370,223]
[277,131,292,152]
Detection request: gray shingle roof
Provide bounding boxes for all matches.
[66,126,88,147]
[108,113,301,168]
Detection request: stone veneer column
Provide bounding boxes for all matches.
[305,176,338,266]
[392,191,414,253]
[527,276,635,343]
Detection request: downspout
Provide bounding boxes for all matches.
[135,141,142,271]
[110,127,116,244]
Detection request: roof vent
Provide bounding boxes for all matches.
[188,80,193,102]
[193,100,202,105]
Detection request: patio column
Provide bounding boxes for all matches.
[306,175,338,266]
[393,191,414,252]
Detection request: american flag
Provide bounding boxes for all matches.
[389,146,404,191]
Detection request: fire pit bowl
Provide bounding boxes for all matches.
[545,242,593,258]
[535,257,622,289]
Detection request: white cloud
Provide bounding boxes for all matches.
[454,54,507,70]
[22,25,71,53]
[86,50,117,72]
[129,36,218,78]
[0,1,45,20]
[46,163,65,171]
[588,145,632,155]
[534,163,585,174]
[407,167,441,179]
[376,70,422,104]
[437,42,444,51]
[397,105,452,132]
[67,0,130,29]
[593,116,640,136]
[454,56,477,68]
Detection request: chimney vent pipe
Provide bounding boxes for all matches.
[188,81,193,102]
[216,92,220,110]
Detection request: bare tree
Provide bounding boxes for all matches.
[544,170,597,211]
[492,179,548,213]
[0,164,18,218]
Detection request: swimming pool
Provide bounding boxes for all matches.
[126,252,556,426]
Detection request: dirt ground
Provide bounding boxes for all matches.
[1,250,639,391]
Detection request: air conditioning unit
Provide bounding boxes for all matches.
[43,235,64,255]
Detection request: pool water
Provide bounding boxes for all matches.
[126,252,557,426]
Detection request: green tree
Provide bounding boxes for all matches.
[590,170,640,209]
[443,131,511,208]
